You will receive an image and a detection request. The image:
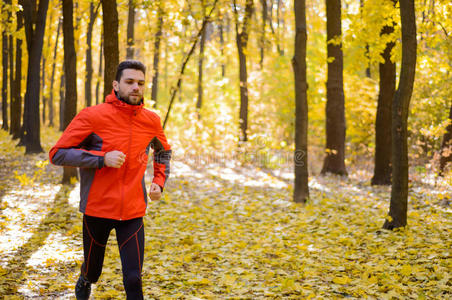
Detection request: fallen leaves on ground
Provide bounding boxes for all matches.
[0,129,450,299]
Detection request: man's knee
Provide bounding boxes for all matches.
[123,271,142,291]
[85,272,101,284]
[82,263,102,283]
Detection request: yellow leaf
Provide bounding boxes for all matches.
[400,265,412,277]
[281,277,296,291]
[333,276,351,285]
[183,254,192,263]
[221,274,237,286]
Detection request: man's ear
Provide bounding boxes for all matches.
[112,80,119,91]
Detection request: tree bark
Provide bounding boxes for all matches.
[383,0,417,230]
[95,33,103,105]
[359,0,371,77]
[49,18,62,127]
[219,16,225,77]
[20,0,49,153]
[233,0,253,143]
[276,0,284,55]
[365,44,371,78]
[8,30,13,133]
[62,0,78,183]
[321,0,347,175]
[41,6,54,125]
[85,1,100,107]
[151,2,163,107]
[259,0,268,69]
[10,9,23,139]
[41,51,47,124]
[292,0,309,203]
[59,65,65,131]
[196,1,208,117]
[372,21,396,185]
[1,1,9,131]
[102,0,119,99]
[41,1,53,124]
[126,0,135,59]
[439,104,452,176]
[269,0,282,55]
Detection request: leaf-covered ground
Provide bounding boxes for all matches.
[0,129,450,299]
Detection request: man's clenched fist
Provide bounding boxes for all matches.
[149,183,162,201]
[105,151,126,168]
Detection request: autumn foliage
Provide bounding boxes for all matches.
[0,0,451,298]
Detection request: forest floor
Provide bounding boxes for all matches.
[0,128,450,299]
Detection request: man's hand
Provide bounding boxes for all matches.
[104,151,126,168]
[149,183,162,201]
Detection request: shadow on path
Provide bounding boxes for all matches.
[1,183,78,296]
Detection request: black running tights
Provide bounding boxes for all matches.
[81,214,144,300]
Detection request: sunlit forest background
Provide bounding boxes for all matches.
[0,0,450,298]
[1,0,450,168]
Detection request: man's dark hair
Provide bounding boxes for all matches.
[115,60,146,81]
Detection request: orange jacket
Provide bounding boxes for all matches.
[49,91,171,220]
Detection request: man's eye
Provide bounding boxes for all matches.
[138,82,144,86]
[125,81,133,84]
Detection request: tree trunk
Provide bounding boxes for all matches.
[321,0,347,176]
[269,0,282,55]
[219,16,225,77]
[10,9,23,139]
[276,0,284,55]
[383,0,417,230]
[196,2,208,117]
[20,0,49,154]
[62,0,78,184]
[41,54,46,124]
[126,0,135,59]
[360,0,371,78]
[59,65,65,131]
[85,1,100,107]
[439,104,452,176]
[41,6,53,126]
[293,0,309,203]
[95,33,103,105]
[151,3,163,107]
[1,2,8,131]
[260,0,268,69]
[233,0,253,143]
[365,44,371,77]
[9,32,13,133]
[372,21,396,185]
[49,18,62,127]
[102,0,119,99]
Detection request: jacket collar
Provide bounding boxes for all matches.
[105,89,144,114]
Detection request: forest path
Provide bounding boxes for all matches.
[0,130,450,299]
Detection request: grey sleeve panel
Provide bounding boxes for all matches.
[147,137,172,189]
[161,150,171,181]
[141,175,148,205]
[79,168,96,213]
[52,148,104,169]
[155,149,172,189]
[154,149,172,165]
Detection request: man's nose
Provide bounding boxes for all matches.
[132,82,139,90]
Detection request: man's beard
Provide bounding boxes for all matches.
[116,90,142,104]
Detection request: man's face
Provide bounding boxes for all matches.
[112,69,145,104]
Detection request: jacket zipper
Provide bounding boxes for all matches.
[120,110,135,220]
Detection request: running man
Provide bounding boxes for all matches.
[49,60,171,299]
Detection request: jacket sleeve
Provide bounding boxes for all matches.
[150,116,172,190]
[49,108,105,169]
